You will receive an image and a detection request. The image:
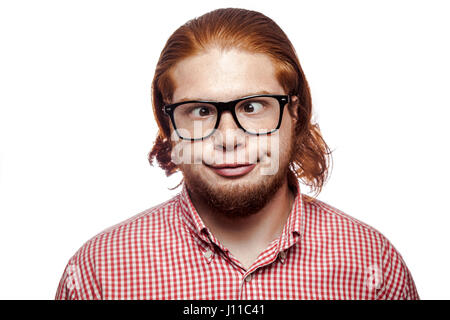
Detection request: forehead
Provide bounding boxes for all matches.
[170,48,284,103]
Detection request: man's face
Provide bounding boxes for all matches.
[169,48,297,218]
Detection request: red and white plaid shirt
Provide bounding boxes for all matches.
[55,178,419,300]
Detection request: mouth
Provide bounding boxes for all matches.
[204,162,257,178]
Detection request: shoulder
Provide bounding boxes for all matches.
[301,195,419,299]
[55,195,181,299]
[98,196,180,236]
[302,194,386,243]
[78,195,180,256]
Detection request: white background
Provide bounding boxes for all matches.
[0,0,449,299]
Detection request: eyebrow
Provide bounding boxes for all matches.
[176,90,273,103]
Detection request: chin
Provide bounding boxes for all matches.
[182,157,289,219]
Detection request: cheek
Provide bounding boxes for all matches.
[263,116,294,164]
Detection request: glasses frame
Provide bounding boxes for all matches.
[162,94,290,141]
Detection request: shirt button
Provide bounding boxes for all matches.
[245,274,253,282]
[279,251,287,263]
[203,249,213,263]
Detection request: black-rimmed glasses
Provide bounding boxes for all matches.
[162,94,290,141]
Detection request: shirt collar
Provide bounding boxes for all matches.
[179,182,209,236]
[178,177,304,250]
[277,177,304,251]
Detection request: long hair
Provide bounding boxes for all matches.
[148,8,333,199]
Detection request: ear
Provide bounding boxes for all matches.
[289,95,299,122]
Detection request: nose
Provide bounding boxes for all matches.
[213,111,245,151]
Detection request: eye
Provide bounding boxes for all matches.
[242,101,264,114]
[190,105,216,118]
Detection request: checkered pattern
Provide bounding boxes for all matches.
[55,179,419,299]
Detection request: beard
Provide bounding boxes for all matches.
[180,137,295,219]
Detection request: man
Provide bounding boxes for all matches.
[56,8,419,300]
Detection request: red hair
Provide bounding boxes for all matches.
[148,8,333,199]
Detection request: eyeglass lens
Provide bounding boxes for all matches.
[173,96,281,139]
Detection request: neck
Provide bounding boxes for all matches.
[189,177,296,251]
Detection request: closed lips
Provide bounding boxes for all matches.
[208,163,252,168]
[204,162,257,177]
